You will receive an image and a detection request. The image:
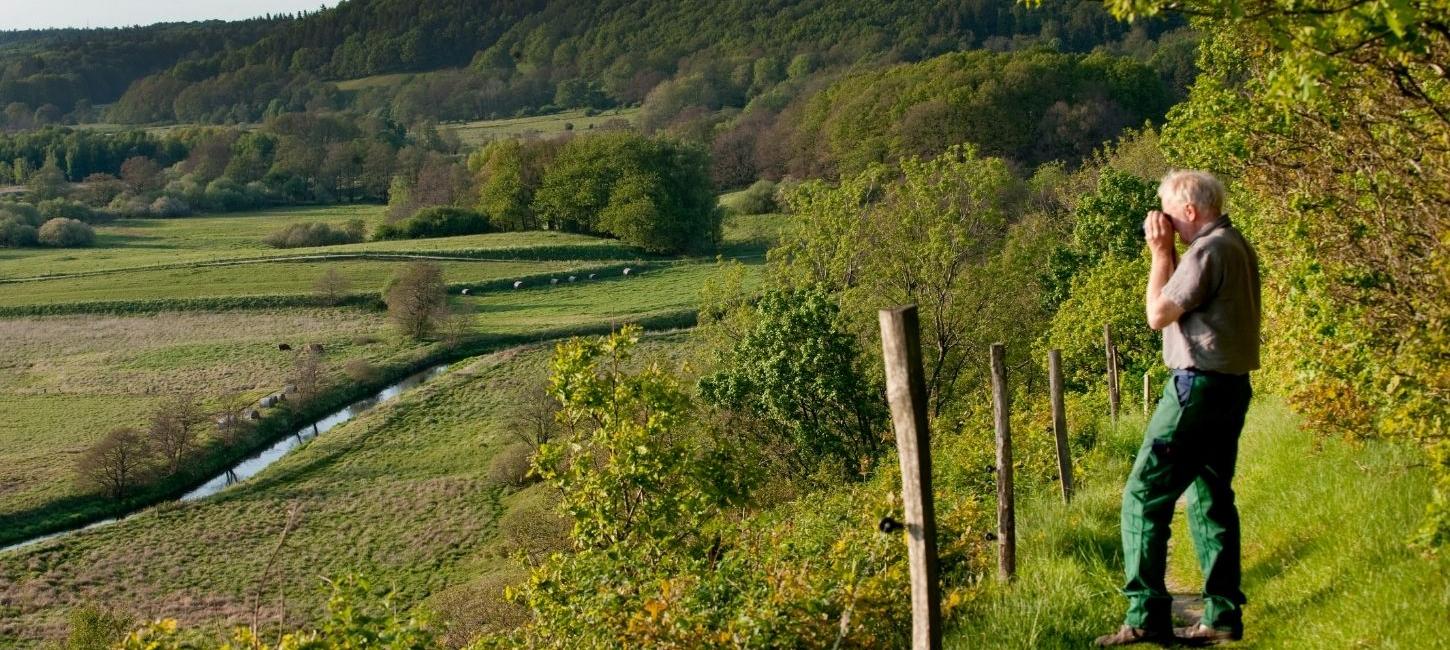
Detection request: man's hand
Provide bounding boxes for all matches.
[1144,211,1175,257]
[1144,211,1184,330]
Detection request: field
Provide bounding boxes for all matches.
[0,205,640,280]
[0,333,699,644]
[443,108,640,147]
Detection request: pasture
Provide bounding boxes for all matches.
[444,107,639,147]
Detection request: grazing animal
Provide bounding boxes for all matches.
[588,273,596,280]
[461,288,470,295]
[568,275,576,282]
[513,280,523,289]
[278,343,292,351]
[623,267,632,276]
[246,409,261,420]
[307,343,325,353]
[551,278,559,285]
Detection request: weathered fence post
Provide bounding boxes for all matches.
[1048,349,1073,504]
[990,342,1016,581]
[1143,372,1151,416]
[1104,324,1120,421]
[878,306,942,650]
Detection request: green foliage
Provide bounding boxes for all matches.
[1041,253,1157,392]
[67,605,133,650]
[38,217,96,247]
[698,287,887,481]
[0,216,39,247]
[770,145,1042,420]
[532,132,721,254]
[721,179,778,215]
[535,325,713,551]
[788,49,1174,176]
[120,575,436,648]
[263,220,367,248]
[1042,168,1159,310]
[374,207,492,241]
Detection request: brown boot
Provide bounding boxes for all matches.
[1174,624,1242,646]
[1094,624,1174,646]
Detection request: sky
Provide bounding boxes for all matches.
[0,1,339,31]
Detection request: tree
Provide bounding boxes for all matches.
[698,287,887,481]
[292,347,325,402]
[27,153,67,200]
[148,394,206,476]
[77,427,152,500]
[534,325,712,551]
[119,156,163,193]
[313,268,353,305]
[383,261,448,339]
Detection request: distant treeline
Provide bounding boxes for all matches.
[0,0,1188,128]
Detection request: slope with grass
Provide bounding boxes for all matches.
[0,333,699,646]
[943,399,1447,648]
[444,108,639,147]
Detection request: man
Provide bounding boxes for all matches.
[1096,170,1262,646]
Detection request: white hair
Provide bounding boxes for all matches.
[1158,170,1225,217]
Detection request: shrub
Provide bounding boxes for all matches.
[487,443,535,488]
[498,501,570,559]
[107,193,152,217]
[0,200,44,226]
[66,604,133,650]
[724,179,778,215]
[262,221,365,248]
[373,206,491,240]
[0,217,38,247]
[148,195,190,217]
[38,198,106,224]
[343,358,380,383]
[38,217,95,247]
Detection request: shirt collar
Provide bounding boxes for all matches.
[1189,214,1230,243]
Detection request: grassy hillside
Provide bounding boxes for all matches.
[0,333,698,645]
[942,400,1447,648]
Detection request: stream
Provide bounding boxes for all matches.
[0,362,452,555]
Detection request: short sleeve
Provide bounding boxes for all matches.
[1162,244,1216,312]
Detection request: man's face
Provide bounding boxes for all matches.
[1159,197,1197,243]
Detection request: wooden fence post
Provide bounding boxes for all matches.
[1104,324,1120,421]
[1048,349,1072,504]
[990,342,1016,581]
[1143,372,1151,416]
[879,306,942,650]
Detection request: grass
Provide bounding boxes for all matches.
[0,309,427,524]
[0,334,690,646]
[942,398,1448,648]
[335,72,416,91]
[0,205,641,279]
[0,259,565,307]
[444,108,639,147]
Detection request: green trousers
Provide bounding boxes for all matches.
[1121,370,1251,632]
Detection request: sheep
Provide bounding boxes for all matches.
[568,275,576,282]
[623,267,632,276]
[306,343,325,354]
[246,409,261,420]
[278,343,292,351]
[461,288,470,295]
[550,278,559,285]
[513,280,523,289]
[588,273,596,280]
[260,395,277,408]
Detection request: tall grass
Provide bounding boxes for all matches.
[944,400,1447,648]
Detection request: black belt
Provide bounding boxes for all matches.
[1172,367,1248,379]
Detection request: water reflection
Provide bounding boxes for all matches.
[1,362,451,554]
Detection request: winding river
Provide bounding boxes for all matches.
[0,362,452,555]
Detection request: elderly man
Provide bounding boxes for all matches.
[1096,170,1261,647]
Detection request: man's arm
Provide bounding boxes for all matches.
[1144,211,1185,331]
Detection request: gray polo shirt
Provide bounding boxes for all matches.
[1160,216,1262,374]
